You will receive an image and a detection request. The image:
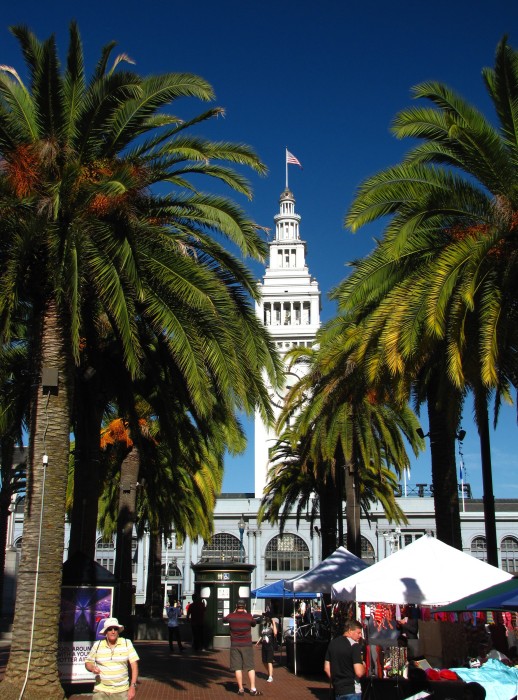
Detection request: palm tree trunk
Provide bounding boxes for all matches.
[4,299,71,700]
[335,463,344,546]
[68,380,104,559]
[114,446,140,635]
[318,478,338,559]
[145,531,164,617]
[473,388,498,566]
[345,462,361,557]
[427,383,462,550]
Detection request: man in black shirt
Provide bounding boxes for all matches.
[324,620,366,700]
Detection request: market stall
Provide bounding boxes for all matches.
[278,547,367,675]
[251,579,319,674]
[331,535,512,605]
[330,536,515,697]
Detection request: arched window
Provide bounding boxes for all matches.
[501,536,518,573]
[265,534,310,572]
[161,562,182,577]
[471,536,487,562]
[201,533,242,562]
[96,537,115,573]
[361,536,375,566]
[13,536,22,551]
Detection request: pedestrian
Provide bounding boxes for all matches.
[187,592,206,651]
[397,609,419,660]
[166,598,184,653]
[255,614,277,682]
[224,599,262,696]
[85,617,139,699]
[324,619,366,700]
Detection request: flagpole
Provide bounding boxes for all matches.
[461,460,466,513]
[285,148,288,189]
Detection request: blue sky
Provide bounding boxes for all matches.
[3,0,517,497]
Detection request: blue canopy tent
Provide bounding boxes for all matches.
[251,579,318,599]
[466,580,518,612]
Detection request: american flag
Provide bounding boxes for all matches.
[286,149,302,167]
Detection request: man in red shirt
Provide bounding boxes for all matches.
[224,600,262,696]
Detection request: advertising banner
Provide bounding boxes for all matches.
[58,585,114,683]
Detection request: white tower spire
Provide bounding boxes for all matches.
[254,187,321,497]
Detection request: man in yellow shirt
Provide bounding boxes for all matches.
[85,617,139,698]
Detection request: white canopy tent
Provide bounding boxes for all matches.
[331,535,512,605]
[286,546,368,594]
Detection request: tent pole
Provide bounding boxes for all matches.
[294,603,297,675]
[280,589,285,666]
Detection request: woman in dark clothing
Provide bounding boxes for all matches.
[255,615,277,682]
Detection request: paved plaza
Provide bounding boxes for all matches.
[0,641,331,700]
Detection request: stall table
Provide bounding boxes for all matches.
[361,676,487,699]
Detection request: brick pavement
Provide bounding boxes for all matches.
[1,641,331,700]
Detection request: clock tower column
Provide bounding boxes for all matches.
[254,187,321,497]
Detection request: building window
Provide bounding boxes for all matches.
[303,302,311,324]
[471,536,487,562]
[361,536,375,566]
[283,302,291,325]
[201,533,242,562]
[15,497,25,514]
[265,534,310,572]
[14,536,22,551]
[501,536,518,573]
[402,532,425,547]
[96,537,115,573]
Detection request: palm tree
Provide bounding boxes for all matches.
[260,340,422,557]
[335,248,470,549]
[341,37,518,563]
[0,24,280,697]
[259,436,407,560]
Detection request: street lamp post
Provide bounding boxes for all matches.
[164,538,171,611]
[238,515,246,563]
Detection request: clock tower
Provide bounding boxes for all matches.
[254,187,321,497]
